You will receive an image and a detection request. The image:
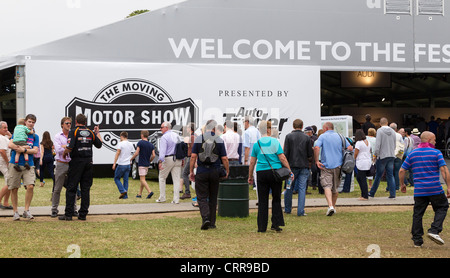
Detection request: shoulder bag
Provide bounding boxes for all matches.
[257,140,291,182]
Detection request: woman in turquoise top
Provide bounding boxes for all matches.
[248,120,292,233]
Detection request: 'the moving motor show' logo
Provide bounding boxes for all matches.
[65,79,199,151]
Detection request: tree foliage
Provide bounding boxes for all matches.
[126,9,150,18]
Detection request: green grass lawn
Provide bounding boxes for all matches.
[1,177,448,259]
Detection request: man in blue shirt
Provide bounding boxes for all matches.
[7,114,39,221]
[400,131,450,247]
[157,122,183,204]
[190,120,229,230]
[314,122,352,216]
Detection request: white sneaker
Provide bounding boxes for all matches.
[427,233,445,245]
[156,198,166,203]
[13,211,20,221]
[326,206,335,216]
[171,200,179,204]
[22,210,34,219]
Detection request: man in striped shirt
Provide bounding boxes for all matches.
[400,131,450,247]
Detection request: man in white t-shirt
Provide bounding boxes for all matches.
[0,121,12,209]
[112,131,134,199]
[243,116,261,191]
[222,120,241,165]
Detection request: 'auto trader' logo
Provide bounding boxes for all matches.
[65,79,199,151]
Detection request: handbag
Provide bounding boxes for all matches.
[257,141,291,182]
[367,163,376,177]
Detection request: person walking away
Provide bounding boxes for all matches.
[390,123,404,191]
[39,131,55,188]
[112,131,134,199]
[314,122,352,216]
[243,116,261,191]
[410,128,421,149]
[222,120,241,166]
[366,128,377,189]
[283,119,312,216]
[130,130,155,199]
[248,120,291,232]
[354,129,372,200]
[0,121,12,209]
[402,128,415,187]
[400,131,450,247]
[362,114,375,135]
[157,122,183,204]
[59,114,102,221]
[180,123,196,200]
[368,117,397,199]
[190,120,229,230]
[7,114,39,220]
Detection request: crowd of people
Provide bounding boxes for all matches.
[0,112,448,247]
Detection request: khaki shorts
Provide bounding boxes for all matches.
[0,163,8,185]
[320,167,341,193]
[138,166,149,176]
[7,164,35,190]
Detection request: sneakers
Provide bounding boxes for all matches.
[22,210,34,219]
[326,206,335,216]
[13,211,20,221]
[427,233,445,245]
[156,198,166,203]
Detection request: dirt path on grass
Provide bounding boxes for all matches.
[0,205,412,222]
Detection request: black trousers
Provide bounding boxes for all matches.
[256,169,285,232]
[65,159,93,217]
[412,193,449,244]
[195,169,220,225]
[356,168,369,199]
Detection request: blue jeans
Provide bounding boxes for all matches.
[284,168,310,215]
[369,157,396,198]
[114,164,131,195]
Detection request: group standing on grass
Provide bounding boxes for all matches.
[0,113,449,248]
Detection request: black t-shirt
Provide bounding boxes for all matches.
[67,126,102,160]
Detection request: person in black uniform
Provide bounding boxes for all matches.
[59,114,102,221]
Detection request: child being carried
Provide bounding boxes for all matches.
[12,118,34,172]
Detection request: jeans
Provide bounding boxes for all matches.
[411,193,449,245]
[284,168,310,215]
[393,158,402,190]
[114,164,131,194]
[369,157,396,198]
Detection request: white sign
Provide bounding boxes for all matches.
[25,61,321,164]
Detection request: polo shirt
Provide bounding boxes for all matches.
[315,130,349,169]
[401,143,446,197]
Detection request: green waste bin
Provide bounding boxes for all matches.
[218,165,249,218]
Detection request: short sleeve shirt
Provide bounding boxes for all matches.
[137,140,154,167]
[251,137,284,172]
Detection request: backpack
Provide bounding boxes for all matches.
[338,133,355,174]
[198,134,219,165]
[175,140,188,159]
[394,136,404,159]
